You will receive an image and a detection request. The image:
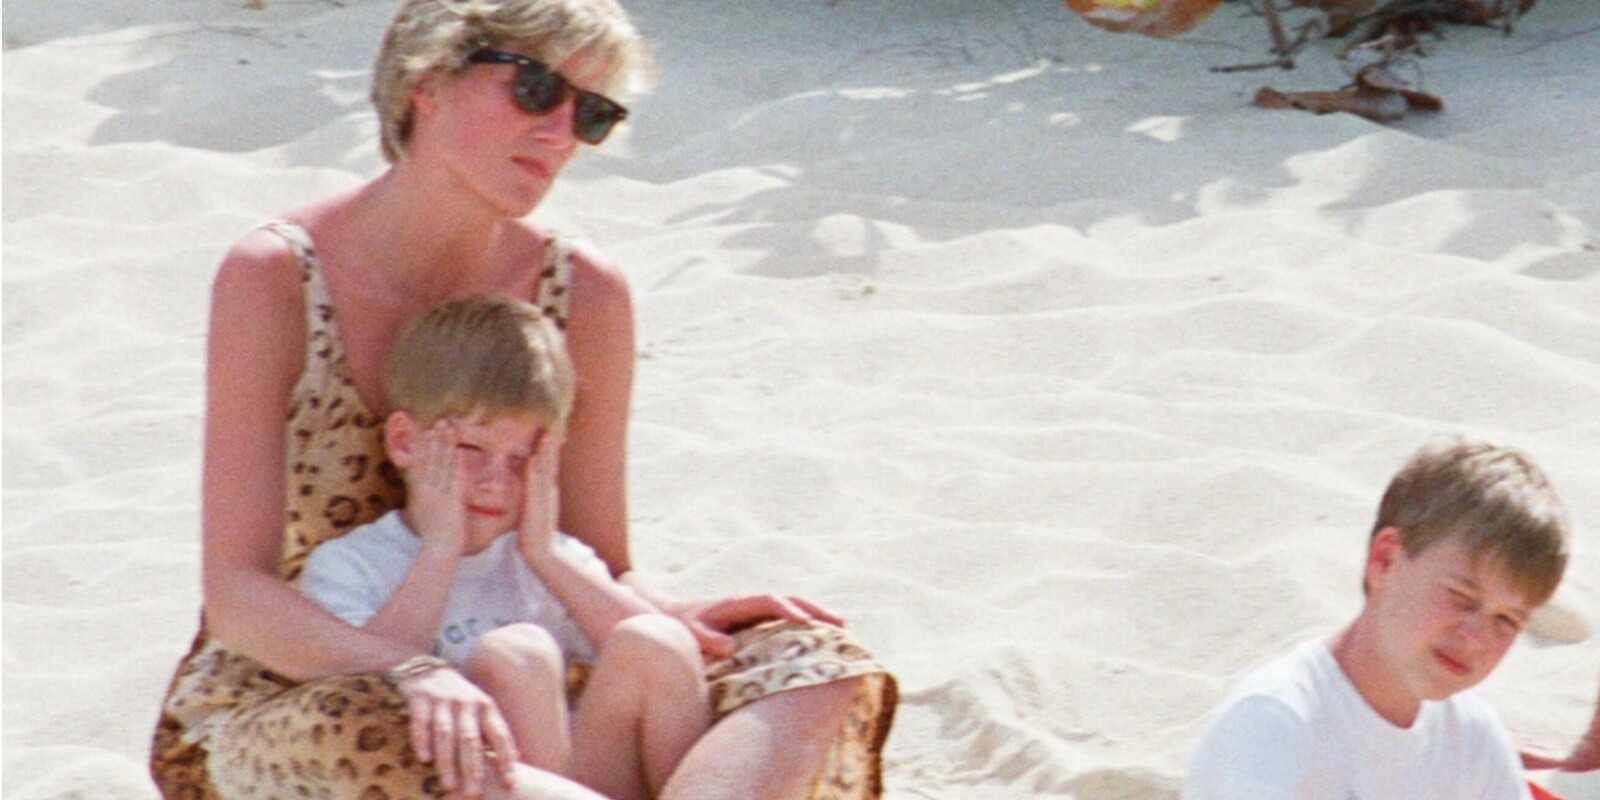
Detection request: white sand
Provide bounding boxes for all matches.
[5,1,1598,797]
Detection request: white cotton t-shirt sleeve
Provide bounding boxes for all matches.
[300,511,419,628]
[1182,689,1311,800]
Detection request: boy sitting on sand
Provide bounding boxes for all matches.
[301,294,711,800]
[1183,438,1569,800]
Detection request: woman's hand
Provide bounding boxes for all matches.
[393,664,520,797]
[667,594,846,660]
[406,421,468,558]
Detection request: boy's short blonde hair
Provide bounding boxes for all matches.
[383,294,575,433]
[371,0,655,163]
[1372,438,1569,605]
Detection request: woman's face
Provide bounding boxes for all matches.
[410,48,614,216]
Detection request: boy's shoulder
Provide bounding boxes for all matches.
[304,510,418,570]
[1199,638,1447,764]
[1220,639,1340,719]
[299,510,422,623]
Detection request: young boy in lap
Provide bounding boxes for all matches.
[301,294,710,800]
[1183,438,1569,800]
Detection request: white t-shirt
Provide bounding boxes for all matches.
[301,510,610,665]
[1183,639,1531,800]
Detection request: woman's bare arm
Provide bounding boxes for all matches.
[199,230,415,680]
[555,248,636,577]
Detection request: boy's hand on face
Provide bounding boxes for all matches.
[516,431,562,560]
[408,420,469,557]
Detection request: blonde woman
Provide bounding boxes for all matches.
[150,2,894,798]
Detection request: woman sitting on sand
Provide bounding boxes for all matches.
[149,1,894,797]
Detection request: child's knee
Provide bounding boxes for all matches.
[465,623,565,683]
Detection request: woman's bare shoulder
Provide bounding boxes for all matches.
[561,238,633,310]
[208,226,309,359]
[216,190,360,291]
[214,225,305,297]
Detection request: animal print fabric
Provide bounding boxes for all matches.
[711,621,898,800]
[150,222,896,799]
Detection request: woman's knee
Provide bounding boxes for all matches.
[774,674,860,721]
[465,624,565,684]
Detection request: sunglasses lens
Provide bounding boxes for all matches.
[573,94,625,145]
[512,64,566,114]
[474,50,626,144]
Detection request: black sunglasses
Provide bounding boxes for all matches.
[467,49,628,145]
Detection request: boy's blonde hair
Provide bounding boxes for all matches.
[383,294,575,433]
[371,0,656,163]
[1372,438,1568,605]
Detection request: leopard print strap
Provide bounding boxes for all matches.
[257,220,398,583]
[535,235,575,329]
[258,221,342,406]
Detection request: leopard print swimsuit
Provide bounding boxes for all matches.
[150,222,896,799]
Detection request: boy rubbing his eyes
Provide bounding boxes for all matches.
[301,294,710,800]
[1183,438,1569,800]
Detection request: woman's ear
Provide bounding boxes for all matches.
[385,411,421,468]
[410,71,445,121]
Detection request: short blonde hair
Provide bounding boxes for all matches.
[371,0,655,163]
[383,294,575,433]
[1372,438,1569,605]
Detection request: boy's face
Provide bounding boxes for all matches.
[1366,529,1537,704]
[447,413,549,552]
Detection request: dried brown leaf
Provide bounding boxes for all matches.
[1252,81,1439,122]
[1353,66,1444,110]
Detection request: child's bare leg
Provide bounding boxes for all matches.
[570,615,712,800]
[462,623,573,775]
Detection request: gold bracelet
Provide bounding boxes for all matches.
[384,655,450,687]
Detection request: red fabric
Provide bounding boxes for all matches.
[1530,781,1564,800]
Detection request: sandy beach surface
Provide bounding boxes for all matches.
[5,1,1598,797]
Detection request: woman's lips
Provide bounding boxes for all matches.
[512,156,551,181]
